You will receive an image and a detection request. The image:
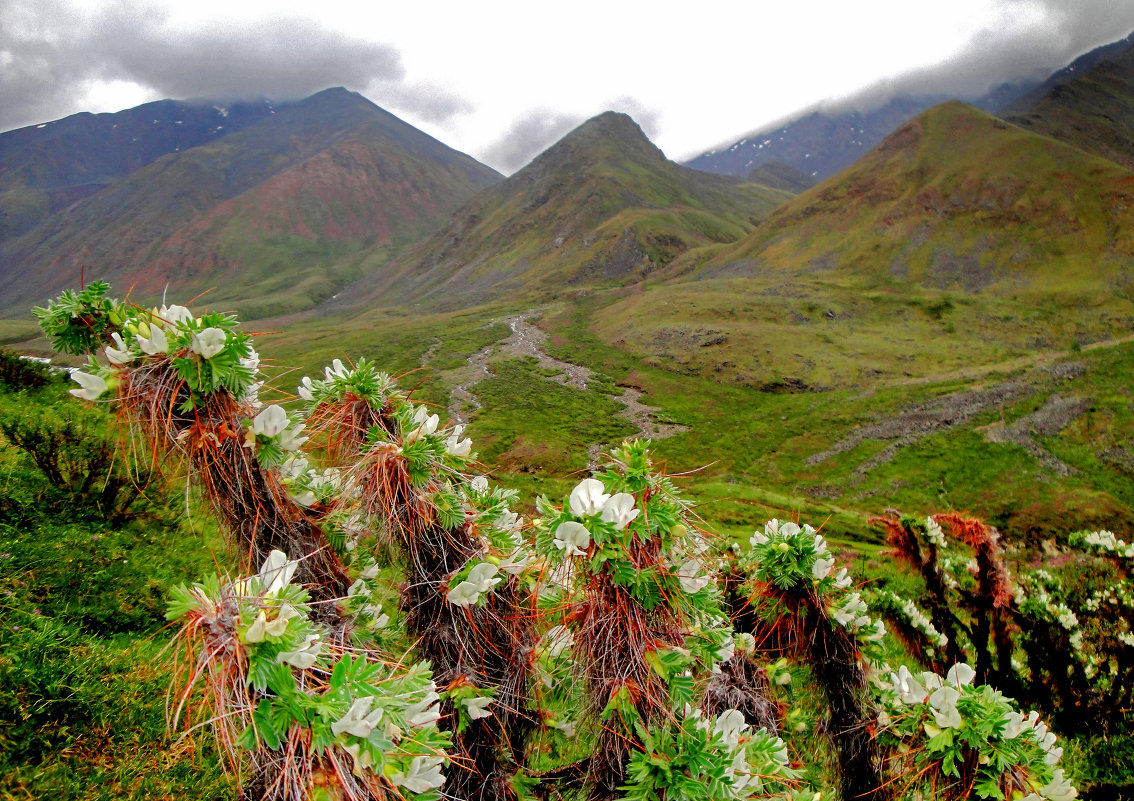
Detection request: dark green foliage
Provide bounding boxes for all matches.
[0,347,51,391]
[0,385,170,526]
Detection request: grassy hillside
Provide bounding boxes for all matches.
[591,103,1134,387]
[345,112,793,311]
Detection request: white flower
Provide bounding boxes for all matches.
[404,691,442,727]
[263,605,297,638]
[332,696,383,738]
[1002,710,1026,739]
[276,634,322,669]
[600,493,639,529]
[69,369,108,401]
[104,332,134,365]
[240,348,259,373]
[498,549,529,575]
[569,478,610,517]
[1042,769,1076,801]
[190,327,227,359]
[253,405,289,438]
[717,638,736,663]
[812,556,835,580]
[244,611,269,643]
[389,755,446,794]
[677,558,710,593]
[447,581,481,607]
[461,695,494,720]
[278,423,307,451]
[865,619,886,641]
[280,455,309,482]
[812,533,828,554]
[714,709,747,747]
[297,376,315,401]
[946,663,976,687]
[553,520,591,557]
[736,633,756,654]
[892,666,927,705]
[470,475,489,492]
[159,304,194,326]
[136,324,169,355]
[324,358,348,380]
[832,567,852,589]
[778,521,801,538]
[405,406,440,445]
[445,424,473,457]
[258,549,299,596]
[468,561,502,593]
[929,685,962,728]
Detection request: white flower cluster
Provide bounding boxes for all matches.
[447,560,504,607]
[70,303,244,401]
[883,664,975,728]
[925,516,946,548]
[751,519,853,588]
[1074,529,1134,559]
[550,477,641,558]
[241,550,324,669]
[878,664,1076,801]
[1004,710,1076,801]
[879,590,949,651]
[336,687,446,790]
[1018,579,1080,632]
[345,566,389,631]
[281,458,355,509]
[711,708,792,798]
[250,404,308,464]
[832,592,886,642]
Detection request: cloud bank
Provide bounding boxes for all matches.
[0,0,471,131]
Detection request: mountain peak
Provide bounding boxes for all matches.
[516,111,665,187]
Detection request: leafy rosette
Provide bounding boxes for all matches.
[167,550,451,799]
[533,441,720,616]
[37,284,258,410]
[296,358,399,409]
[744,518,884,649]
[875,663,1077,801]
[33,280,124,356]
[624,705,797,801]
[443,486,532,608]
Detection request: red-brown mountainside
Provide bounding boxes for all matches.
[0,88,500,317]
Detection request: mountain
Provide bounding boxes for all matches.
[1008,35,1134,172]
[682,32,1134,183]
[745,161,814,194]
[682,78,1044,183]
[0,99,280,242]
[338,112,793,311]
[0,89,501,317]
[1004,30,1134,115]
[591,102,1134,387]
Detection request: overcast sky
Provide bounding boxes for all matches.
[3,0,1134,173]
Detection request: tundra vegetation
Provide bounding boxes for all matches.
[2,282,1131,800]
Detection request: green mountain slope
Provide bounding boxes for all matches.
[344,112,793,311]
[0,89,500,316]
[1009,37,1134,171]
[587,102,1134,387]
